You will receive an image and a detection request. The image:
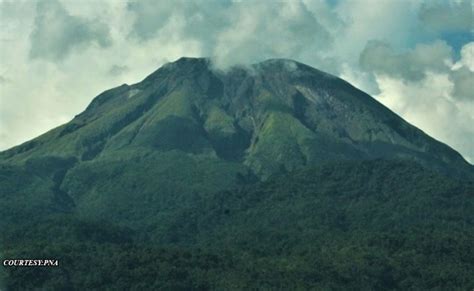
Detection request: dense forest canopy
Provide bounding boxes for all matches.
[1,160,473,290]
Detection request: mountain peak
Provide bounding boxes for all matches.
[143,57,333,86]
[1,57,472,179]
[171,56,211,68]
[255,58,301,69]
[166,57,305,73]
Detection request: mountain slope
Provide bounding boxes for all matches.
[1,58,471,176]
[1,57,472,238]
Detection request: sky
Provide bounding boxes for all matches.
[0,0,473,162]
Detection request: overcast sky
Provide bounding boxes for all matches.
[0,0,473,162]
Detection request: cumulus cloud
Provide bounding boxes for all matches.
[126,0,333,69]
[375,72,474,163]
[418,0,472,33]
[211,1,332,68]
[361,41,474,162]
[108,65,129,76]
[449,42,474,101]
[450,67,474,101]
[127,0,231,43]
[29,0,112,61]
[453,42,474,71]
[360,40,453,81]
[334,0,422,61]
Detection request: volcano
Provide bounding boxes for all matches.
[1,58,473,290]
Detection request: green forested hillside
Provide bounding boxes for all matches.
[2,160,473,290]
[1,58,473,290]
[0,58,474,290]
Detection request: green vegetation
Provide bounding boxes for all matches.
[1,58,473,289]
[1,160,473,290]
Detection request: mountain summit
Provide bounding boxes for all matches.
[1,57,471,177]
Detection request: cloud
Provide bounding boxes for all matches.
[29,0,112,61]
[363,41,474,162]
[127,0,178,41]
[450,67,474,101]
[213,2,332,68]
[375,72,474,163]
[359,40,473,101]
[333,0,422,61]
[127,0,232,53]
[453,42,474,71]
[419,0,472,33]
[450,42,474,101]
[108,65,129,76]
[359,40,453,81]
[126,0,333,69]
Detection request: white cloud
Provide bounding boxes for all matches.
[374,72,474,163]
[212,1,332,69]
[359,40,453,81]
[453,42,474,71]
[333,0,422,61]
[418,0,472,33]
[450,66,474,101]
[358,40,474,162]
[29,0,112,61]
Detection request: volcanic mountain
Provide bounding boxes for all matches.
[2,57,472,171]
[1,58,473,289]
